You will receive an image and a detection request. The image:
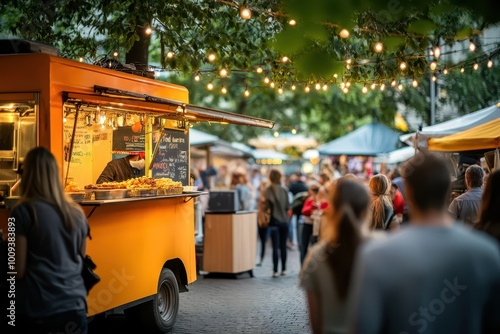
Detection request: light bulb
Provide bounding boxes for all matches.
[282,56,289,63]
[244,88,250,97]
[432,75,437,82]
[264,76,270,84]
[397,84,404,91]
[443,68,448,75]
[339,29,350,39]
[315,82,321,90]
[430,61,437,71]
[291,128,297,135]
[391,80,397,87]
[63,117,67,123]
[208,53,216,62]
[399,61,407,70]
[194,74,200,81]
[288,19,296,26]
[342,87,349,94]
[145,26,152,35]
[362,85,368,94]
[256,67,263,74]
[219,68,228,77]
[274,131,279,138]
[473,62,479,70]
[346,82,351,88]
[278,87,283,94]
[239,7,252,20]
[340,82,345,89]
[113,51,118,57]
[460,67,465,73]
[270,82,275,88]
[433,46,441,59]
[322,84,328,91]
[167,51,174,58]
[346,58,352,64]
[291,84,296,91]
[207,82,214,90]
[469,41,476,52]
[305,85,310,93]
[371,83,376,90]
[412,79,418,87]
[79,57,83,62]
[380,83,386,91]
[221,86,227,94]
[487,59,493,68]
[333,73,338,79]
[374,42,383,53]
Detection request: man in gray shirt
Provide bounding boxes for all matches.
[351,152,500,334]
[448,164,484,225]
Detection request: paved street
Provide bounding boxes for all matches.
[89,241,311,333]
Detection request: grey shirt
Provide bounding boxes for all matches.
[448,187,483,225]
[351,224,500,334]
[12,200,88,318]
[264,184,290,224]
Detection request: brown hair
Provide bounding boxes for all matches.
[268,169,282,185]
[477,169,500,227]
[369,174,392,229]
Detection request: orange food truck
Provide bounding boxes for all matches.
[0,50,273,332]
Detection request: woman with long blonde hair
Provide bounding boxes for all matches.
[369,174,394,230]
[11,147,89,333]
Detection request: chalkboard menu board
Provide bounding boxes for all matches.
[112,126,145,153]
[151,128,189,184]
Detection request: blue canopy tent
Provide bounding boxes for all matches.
[318,122,401,156]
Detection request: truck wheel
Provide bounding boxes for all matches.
[136,268,180,333]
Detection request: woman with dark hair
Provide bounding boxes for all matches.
[264,169,290,278]
[300,180,370,334]
[474,169,500,244]
[11,147,89,333]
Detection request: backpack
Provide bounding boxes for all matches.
[292,191,309,216]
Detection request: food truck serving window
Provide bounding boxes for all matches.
[0,92,38,197]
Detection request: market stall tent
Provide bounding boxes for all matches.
[374,146,416,164]
[400,103,500,147]
[427,118,500,152]
[318,122,401,156]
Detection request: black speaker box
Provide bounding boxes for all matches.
[208,190,240,213]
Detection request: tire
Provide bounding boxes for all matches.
[136,268,180,333]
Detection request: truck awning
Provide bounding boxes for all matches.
[62,85,274,129]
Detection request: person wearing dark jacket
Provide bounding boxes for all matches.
[96,154,144,184]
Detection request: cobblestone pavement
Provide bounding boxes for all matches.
[89,240,311,333]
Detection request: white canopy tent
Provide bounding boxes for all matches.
[374,146,416,165]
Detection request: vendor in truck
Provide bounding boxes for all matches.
[96,153,145,184]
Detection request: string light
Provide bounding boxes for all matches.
[278,87,284,94]
[430,60,437,71]
[346,59,352,64]
[288,19,296,26]
[264,76,270,84]
[399,61,407,70]
[443,68,448,75]
[256,67,263,74]
[219,68,228,77]
[487,59,493,68]
[342,87,349,94]
[239,6,252,20]
[291,84,296,91]
[473,62,479,70]
[380,83,386,91]
[432,74,437,82]
[113,51,118,57]
[282,56,289,63]
[397,83,404,91]
[362,85,368,94]
[391,80,397,87]
[304,85,310,93]
[412,79,418,87]
[194,73,201,81]
[374,42,383,53]
[433,46,441,59]
[207,81,214,90]
[166,51,174,58]
[315,82,321,90]
[346,82,351,88]
[322,84,328,91]
[339,29,350,39]
[340,82,345,89]
[221,86,227,94]
[291,128,297,135]
[460,67,465,73]
[333,73,338,79]
[371,83,376,90]
[208,53,216,62]
[79,57,83,62]
[145,26,152,35]
[244,87,250,97]
[469,40,476,52]
[270,82,275,88]
[274,131,279,138]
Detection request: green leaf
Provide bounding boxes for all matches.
[382,36,405,51]
[273,27,309,55]
[408,19,436,35]
[295,51,340,78]
[455,27,472,39]
[431,4,454,16]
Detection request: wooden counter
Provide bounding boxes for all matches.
[203,211,257,275]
